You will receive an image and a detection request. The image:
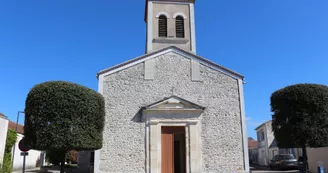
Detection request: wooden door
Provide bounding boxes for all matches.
[161,127,185,173]
[162,127,175,173]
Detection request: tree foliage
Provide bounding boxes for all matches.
[24,81,105,151]
[271,84,328,148]
[2,130,17,173]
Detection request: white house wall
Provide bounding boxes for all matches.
[0,116,8,166]
[12,134,41,171]
[258,148,268,166]
[307,147,328,173]
[257,126,268,166]
[268,147,279,161]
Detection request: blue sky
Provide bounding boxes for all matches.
[0,0,327,138]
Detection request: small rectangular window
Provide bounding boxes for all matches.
[159,15,167,37]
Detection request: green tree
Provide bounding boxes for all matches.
[24,81,105,173]
[271,84,328,171]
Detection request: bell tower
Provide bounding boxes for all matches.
[145,0,196,54]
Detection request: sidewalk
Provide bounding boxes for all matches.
[12,168,44,173]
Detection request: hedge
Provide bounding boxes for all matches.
[24,81,105,151]
[2,130,17,173]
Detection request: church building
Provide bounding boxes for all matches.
[95,0,249,172]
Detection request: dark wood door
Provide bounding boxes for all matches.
[162,127,175,173]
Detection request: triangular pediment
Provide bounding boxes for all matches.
[143,96,205,111]
[97,46,244,80]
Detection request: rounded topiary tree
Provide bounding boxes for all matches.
[25,81,105,173]
[271,84,328,171]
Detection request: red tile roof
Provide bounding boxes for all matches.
[8,121,24,134]
[248,140,258,149]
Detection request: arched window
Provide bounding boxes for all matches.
[158,15,167,37]
[175,16,185,38]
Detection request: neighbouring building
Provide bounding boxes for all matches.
[255,120,302,166]
[0,113,8,167]
[307,147,328,173]
[0,112,43,171]
[8,121,43,171]
[248,139,258,165]
[95,0,249,173]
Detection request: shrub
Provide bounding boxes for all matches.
[66,150,78,164]
[2,130,17,173]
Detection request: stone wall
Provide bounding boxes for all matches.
[100,52,244,172]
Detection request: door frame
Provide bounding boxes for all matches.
[146,119,201,173]
[161,126,186,173]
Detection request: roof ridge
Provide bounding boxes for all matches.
[97,46,174,77]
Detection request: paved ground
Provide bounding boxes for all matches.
[250,165,300,173]
[12,166,300,173]
[12,169,41,173]
[252,171,299,173]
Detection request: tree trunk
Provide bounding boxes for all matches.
[302,146,309,173]
[60,154,65,173]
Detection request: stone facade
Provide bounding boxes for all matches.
[99,51,246,173]
[146,0,197,53]
[150,3,192,52]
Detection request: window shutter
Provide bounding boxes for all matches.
[158,15,167,37]
[176,16,185,38]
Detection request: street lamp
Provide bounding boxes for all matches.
[11,111,25,169]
